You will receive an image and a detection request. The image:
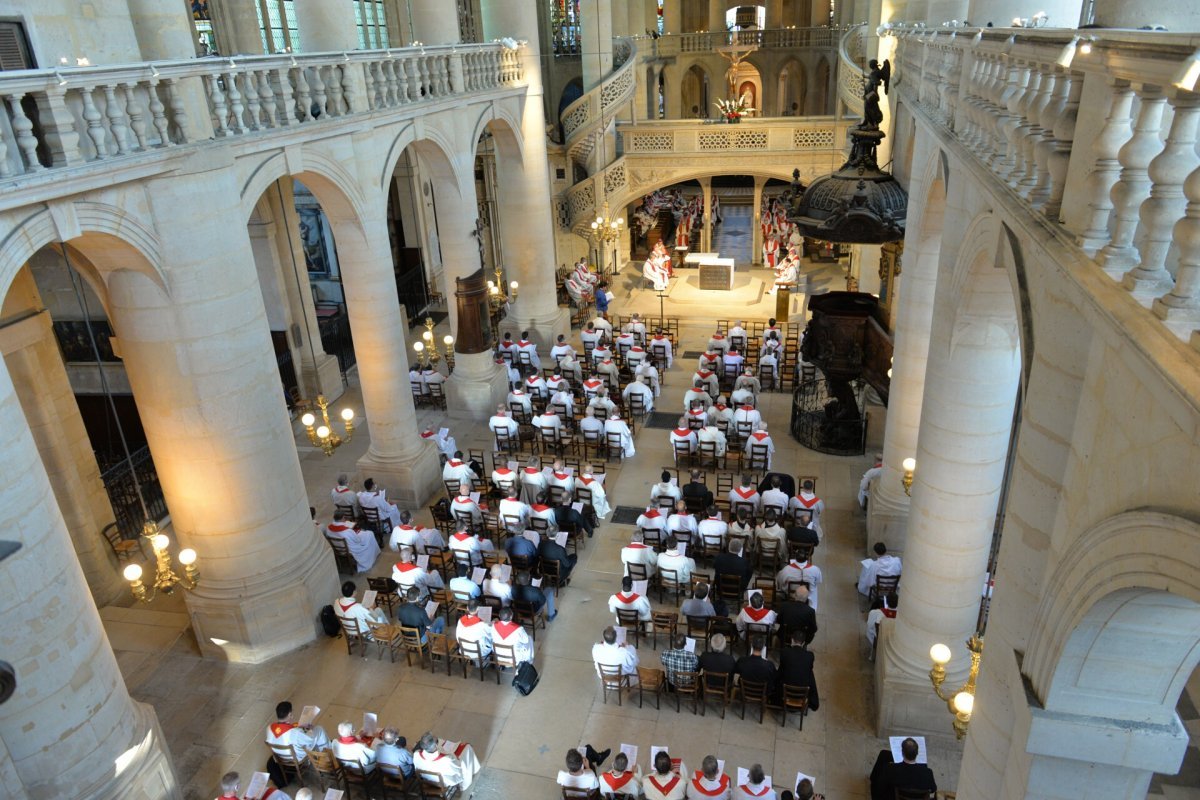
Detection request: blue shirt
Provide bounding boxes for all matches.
[505,536,538,559]
[376,743,413,777]
[596,289,609,313]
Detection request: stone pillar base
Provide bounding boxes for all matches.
[299,353,345,404]
[447,352,508,422]
[185,535,339,663]
[867,481,912,554]
[505,306,572,356]
[357,439,443,509]
[87,701,181,799]
[875,623,964,737]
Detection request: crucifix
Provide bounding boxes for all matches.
[469,216,487,269]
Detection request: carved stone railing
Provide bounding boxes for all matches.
[646,26,849,57]
[894,25,1200,345]
[560,37,636,166]
[0,42,522,186]
[561,116,852,233]
[837,23,867,117]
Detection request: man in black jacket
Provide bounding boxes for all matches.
[775,584,819,645]
[681,469,713,510]
[869,737,936,800]
[787,513,820,549]
[538,533,577,584]
[698,633,737,693]
[395,587,446,642]
[552,496,594,537]
[776,629,819,710]
[713,538,753,594]
[734,636,777,691]
[512,572,557,620]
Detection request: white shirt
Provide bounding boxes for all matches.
[651,482,682,504]
[455,614,493,657]
[442,459,477,484]
[760,488,789,515]
[698,425,727,457]
[332,737,377,771]
[657,550,696,583]
[858,553,902,595]
[608,590,653,622]
[776,561,824,609]
[592,640,639,676]
[489,414,519,439]
[621,542,658,576]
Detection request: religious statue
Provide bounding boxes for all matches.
[861,58,891,129]
[716,45,759,100]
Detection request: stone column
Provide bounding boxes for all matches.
[207,0,266,55]
[765,0,784,28]
[752,176,766,265]
[701,178,713,251]
[868,143,944,553]
[877,303,1021,732]
[295,0,360,51]
[330,207,444,507]
[257,179,345,402]
[581,0,614,91]
[709,0,728,32]
[662,63,683,118]
[663,0,682,33]
[127,0,199,59]
[483,0,574,353]
[110,165,339,664]
[0,352,178,799]
[642,0,660,33]
[612,0,631,38]
[409,0,462,44]
[0,271,125,605]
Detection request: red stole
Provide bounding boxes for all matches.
[494,620,521,638]
[580,477,595,486]
[524,467,540,475]
[751,432,769,441]
[451,532,473,542]
[602,771,635,790]
[338,600,357,612]
[734,487,756,499]
[690,772,731,796]
[649,775,681,794]
[643,509,661,519]
[627,543,649,549]
[328,522,354,533]
[796,494,819,509]
[337,735,358,744]
[740,782,771,796]
[459,615,482,627]
[743,606,771,621]
[615,592,640,604]
[882,607,898,619]
[395,562,418,573]
[334,487,354,494]
[495,468,513,476]
[268,722,295,738]
[739,405,754,412]
[531,504,551,513]
[552,472,571,481]
[673,428,692,437]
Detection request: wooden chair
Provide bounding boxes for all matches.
[780,683,811,729]
[870,573,902,604]
[398,624,431,667]
[739,678,770,723]
[562,787,601,800]
[454,637,499,683]
[367,576,398,616]
[416,769,461,799]
[757,538,782,574]
[616,608,643,648]
[493,641,520,672]
[268,743,312,788]
[494,425,519,454]
[696,440,722,470]
[673,669,702,714]
[512,598,547,639]
[324,534,357,574]
[650,611,677,650]
[339,756,381,798]
[337,615,370,658]
[640,525,663,551]
[606,431,626,462]
[102,522,142,562]
[745,622,774,657]
[658,568,685,606]
[541,558,565,596]
[627,561,652,585]
[379,766,417,799]
[308,747,346,793]
[428,381,447,409]
[366,620,405,662]
[636,666,665,709]
[701,670,733,718]
[685,615,710,651]
[716,572,743,606]
[361,505,386,547]
[598,662,630,705]
[427,631,458,676]
[333,501,358,521]
[747,443,771,472]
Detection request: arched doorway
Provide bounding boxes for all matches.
[777,58,807,116]
[681,63,711,119]
[729,60,762,115]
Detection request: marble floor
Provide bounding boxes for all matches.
[106,305,974,800]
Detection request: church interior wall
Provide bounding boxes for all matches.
[0,0,141,68]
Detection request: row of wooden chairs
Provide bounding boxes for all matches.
[271,739,465,799]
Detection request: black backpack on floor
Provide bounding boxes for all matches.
[512,661,539,695]
[320,605,340,637]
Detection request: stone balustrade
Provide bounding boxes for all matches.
[0,42,522,191]
[838,23,867,117]
[560,36,636,163]
[894,26,1200,344]
[640,26,849,57]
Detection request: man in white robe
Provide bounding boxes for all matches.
[266,700,329,754]
[358,479,401,528]
[326,512,380,573]
[414,733,481,790]
[492,607,534,663]
[592,626,640,684]
[608,575,653,624]
[605,413,635,458]
[857,542,902,596]
[392,551,443,599]
[590,388,617,419]
[506,387,532,417]
[648,331,674,368]
[859,453,884,509]
[334,580,388,636]
[331,474,360,515]
[550,387,576,417]
[698,423,727,458]
[621,530,658,577]
[421,428,456,459]
[744,423,775,469]
[577,468,611,518]
[489,407,519,448]
[516,332,541,369]
[635,360,661,397]
[455,599,493,659]
[622,375,655,413]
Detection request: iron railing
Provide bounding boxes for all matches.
[98,445,168,540]
[318,308,357,378]
[789,378,867,456]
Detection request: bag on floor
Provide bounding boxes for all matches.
[265,755,290,788]
[320,605,340,637]
[512,661,539,696]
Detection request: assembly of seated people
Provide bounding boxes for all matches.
[240,299,924,800]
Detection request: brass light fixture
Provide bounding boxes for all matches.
[487,266,519,308]
[123,521,199,602]
[301,395,355,456]
[901,457,916,496]
[413,315,453,368]
[589,201,625,243]
[929,635,984,739]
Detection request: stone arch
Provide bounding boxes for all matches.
[942,211,1025,357]
[777,57,807,116]
[811,55,831,115]
[239,146,371,237]
[471,105,525,167]
[679,61,714,118]
[380,122,470,201]
[0,202,166,311]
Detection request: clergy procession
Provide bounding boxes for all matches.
[296,306,916,800]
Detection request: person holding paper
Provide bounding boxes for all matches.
[414,733,481,790]
[869,737,935,800]
[450,486,483,527]
[776,585,819,646]
[657,536,696,584]
[548,459,576,498]
[777,629,819,710]
[792,776,824,800]
[687,755,732,800]
[733,368,760,404]
[455,599,493,659]
[714,538,753,594]
[334,581,388,637]
[755,509,787,554]
[392,551,443,599]
[698,422,728,458]
[217,770,290,800]
[698,506,728,551]
[660,634,700,690]
[744,423,775,470]
[331,474,360,516]
[577,468,612,519]
[866,592,899,648]
[776,554,824,610]
[396,586,446,641]
[608,575,652,623]
[793,480,825,535]
[698,633,737,693]
[498,488,532,532]
[492,606,533,663]
[358,478,401,528]
[448,527,484,566]
[857,542,902,596]
[787,512,820,549]
[736,764,775,800]
[651,471,683,506]
[266,700,329,753]
[504,528,538,561]
[735,637,778,690]
[592,625,640,683]
[682,583,718,620]
[683,381,712,414]
[520,457,549,504]
[418,524,446,554]
[483,564,514,606]
[325,512,381,573]
[670,420,699,459]
[644,751,687,800]
[513,571,557,621]
[441,450,477,482]
[332,720,377,773]
[530,490,559,530]
[732,400,763,434]
[376,729,414,778]
[538,524,578,581]
[621,529,659,577]
[636,505,668,537]
[600,752,642,797]
[636,358,661,397]
[736,592,778,636]
[557,748,602,792]
[667,501,698,542]
[448,563,482,600]
[622,374,656,414]
[388,510,424,556]
[489,406,520,448]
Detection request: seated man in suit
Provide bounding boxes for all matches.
[713,538,753,594]
[512,571,557,621]
[538,530,578,583]
[869,737,936,800]
[776,628,819,710]
[681,469,714,510]
[775,584,819,646]
[734,636,777,693]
